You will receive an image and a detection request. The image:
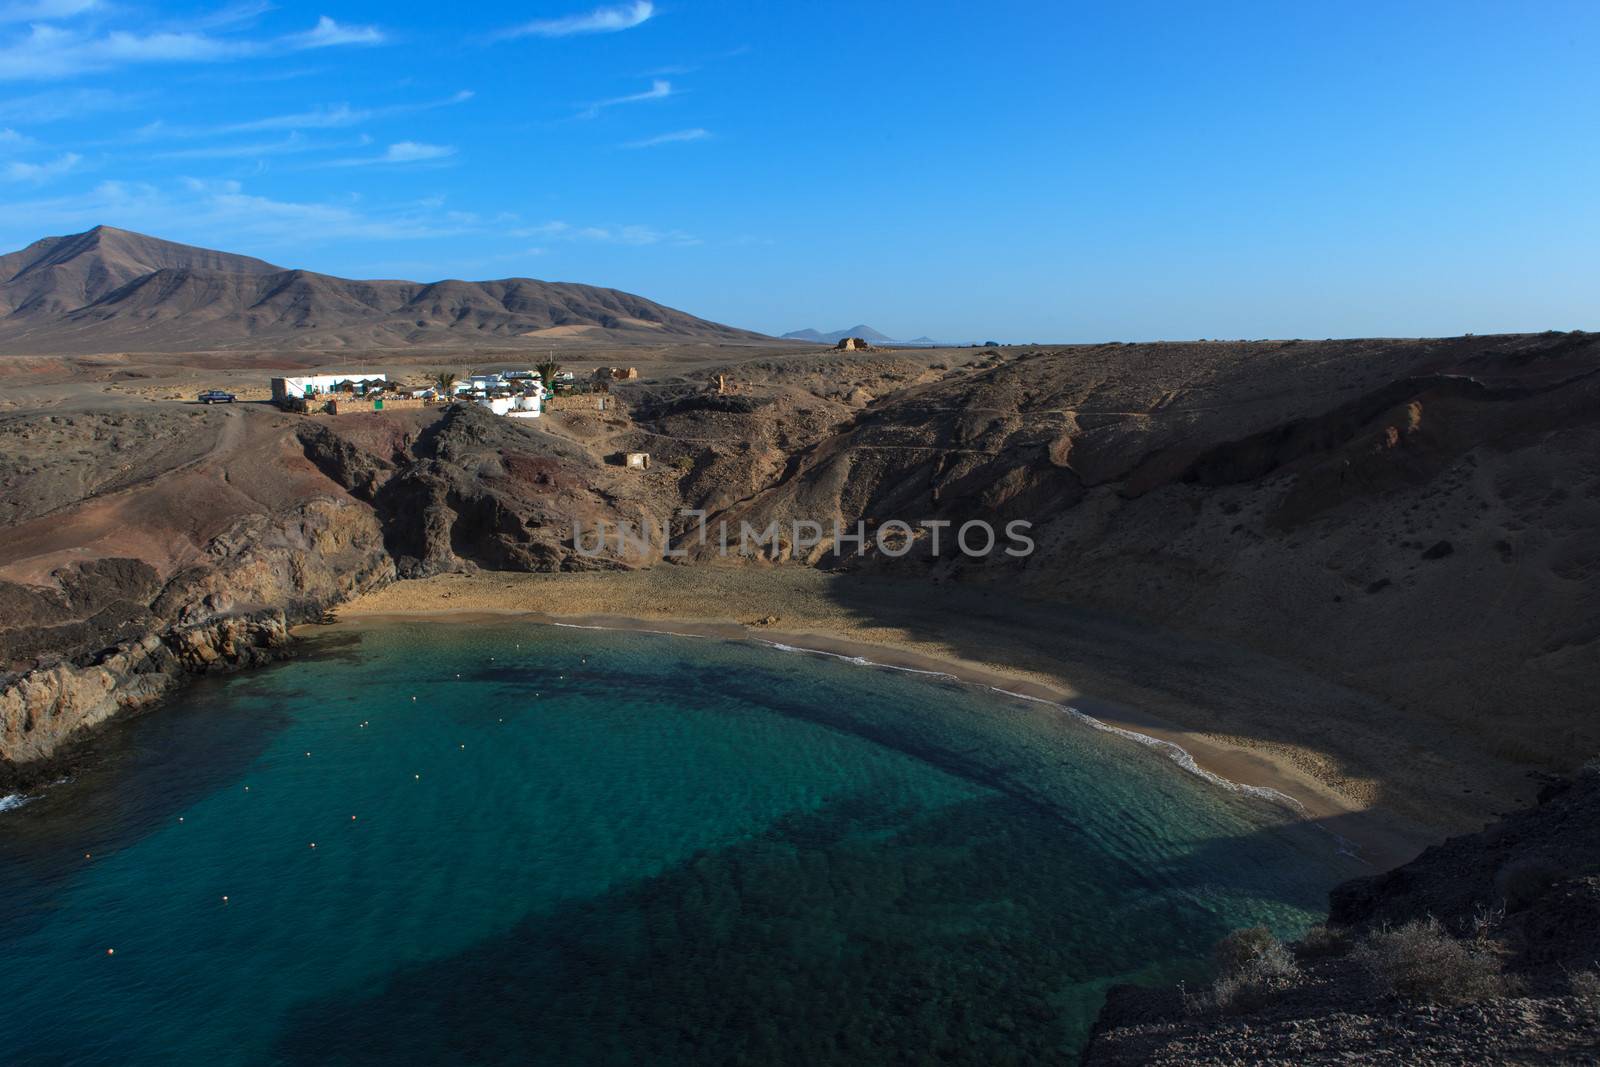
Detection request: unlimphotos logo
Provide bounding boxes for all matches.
[573,511,1035,559]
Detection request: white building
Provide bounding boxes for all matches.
[456,372,542,395]
[476,392,543,419]
[271,372,387,403]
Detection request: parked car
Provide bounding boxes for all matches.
[197,390,236,404]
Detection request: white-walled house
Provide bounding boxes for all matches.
[476,392,543,418]
[457,371,540,395]
[271,373,387,404]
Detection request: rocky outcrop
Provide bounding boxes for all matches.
[300,404,660,576]
[0,609,292,771]
[1083,765,1600,1065]
[0,496,391,786]
[0,557,163,667]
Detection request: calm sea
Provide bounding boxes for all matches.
[0,621,1361,1064]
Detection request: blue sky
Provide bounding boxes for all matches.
[0,1,1596,341]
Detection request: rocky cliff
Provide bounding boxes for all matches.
[0,496,391,788]
[1084,765,1600,1064]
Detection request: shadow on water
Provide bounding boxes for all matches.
[802,573,1428,809]
[274,791,1259,1066]
[267,808,1377,1066]
[0,672,296,941]
[421,624,1364,916]
[287,629,369,667]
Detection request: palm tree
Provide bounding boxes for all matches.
[432,371,459,396]
[535,360,562,389]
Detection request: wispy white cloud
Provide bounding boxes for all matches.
[0,126,33,149]
[0,180,703,265]
[0,14,390,81]
[207,90,472,135]
[153,132,317,160]
[4,149,79,181]
[624,127,710,149]
[224,103,370,133]
[325,140,456,167]
[114,91,472,152]
[578,78,672,119]
[0,87,140,122]
[499,0,653,40]
[0,0,101,25]
[511,219,699,247]
[0,25,241,81]
[168,179,477,241]
[0,176,466,246]
[285,16,384,50]
[180,1,276,33]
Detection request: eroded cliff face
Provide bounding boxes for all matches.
[0,610,291,768]
[0,496,390,785]
[296,404,687,576]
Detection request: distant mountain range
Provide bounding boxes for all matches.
[781,325,943,346]
[0,226,770,354]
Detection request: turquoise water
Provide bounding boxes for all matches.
[0,623,1360,1064]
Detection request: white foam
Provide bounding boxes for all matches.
[541,621,1369,862]
[0,792,33,814]
[551,621,708,640]
[756,640,957,679]
[757,641,1347,830]
[761,640,1308,809]
[989,686,1298,803]
[989,686,1370,863]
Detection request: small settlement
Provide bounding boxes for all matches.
[268,369,552,419]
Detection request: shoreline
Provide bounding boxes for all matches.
[331,569,1445,870]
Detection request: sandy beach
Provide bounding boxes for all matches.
[332,564,1478,869]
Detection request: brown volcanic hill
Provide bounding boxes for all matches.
[0,226,769,353]
[0,225,279,319]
